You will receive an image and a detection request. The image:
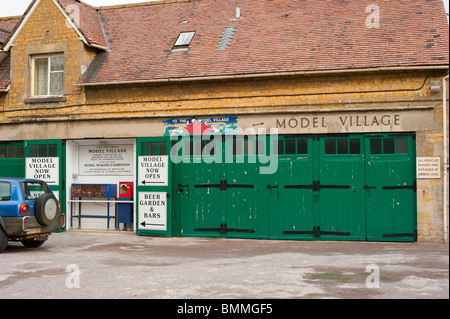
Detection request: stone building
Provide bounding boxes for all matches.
[0,0,448,242]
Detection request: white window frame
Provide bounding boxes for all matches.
[174,31,195,48]
[31,54,64,97]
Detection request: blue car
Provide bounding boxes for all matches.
[0,178,65,252]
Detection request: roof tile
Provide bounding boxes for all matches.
[79,0,449,84]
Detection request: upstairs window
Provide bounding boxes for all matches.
[173,31,195,51]
[32,55,64,97]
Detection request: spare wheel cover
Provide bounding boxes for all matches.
[35,194,58,226]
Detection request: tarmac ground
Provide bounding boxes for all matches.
[0,230,448,300]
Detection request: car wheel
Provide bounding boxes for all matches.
[0,227,8,253]
[21,238,46,248]
[35,193,58,226]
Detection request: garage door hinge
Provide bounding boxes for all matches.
[314,180,319,192]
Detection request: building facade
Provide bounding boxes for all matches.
[0,0,448,242]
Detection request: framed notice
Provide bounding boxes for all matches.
[78,144,133,176]
[417,157,440,179]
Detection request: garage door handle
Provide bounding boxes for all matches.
[267,184,279,189]
[363,185,376,190]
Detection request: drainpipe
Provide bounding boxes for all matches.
[443,74,449,244]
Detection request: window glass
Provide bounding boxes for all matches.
[297,139,308,154]
[396,138,408,154]
[34,55,63,96]
[34,57,48,96]
[193,139,202,155]
[349,139,361,154]
[7,146,15,158]
[48,144,57,157]
[142,142,149,155]
[0,146,6,158]
[257,139,266,155]
[325,139,336,154]
[159,142,167,155]
[275,140,284,155]
[21,181,50,200]
[383,138,395,154]
[30,145,38,157]
[38,144,47,157]
[370,139,382,154]
[233,138,243,155]
[175,32,195,46]
[149,142,158,155]
[337,139,348,154]
[0,182,11,201]
[285,139,296,155]
[49,72,63,95]
[50,56,64,71]
[16,146,24,159]
[202,139,216,156]
[243,139,256,155]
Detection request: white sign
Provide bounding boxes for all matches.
[78,144,133,176]
[26,157,59,185]
[417,157,440,179]
[138,192,167,231]
[138,156,169,186]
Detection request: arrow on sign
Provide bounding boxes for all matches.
[141,181,166,185]
[140,221,165,227]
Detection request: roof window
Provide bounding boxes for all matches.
[173,31,195,51]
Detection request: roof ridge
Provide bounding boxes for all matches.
[97,0,201,11]
[73,0,98,11]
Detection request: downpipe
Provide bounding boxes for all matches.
[443,74,449,244]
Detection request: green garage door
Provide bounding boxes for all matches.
[365,134,416,242]
[24,140,66,231]
[170,133,416,242]
[268,135,315,240]
[173,135,268,239]
[225,135,268,238]
[319,135,365,241]
[172,136,225,238]
[0,142,25,177]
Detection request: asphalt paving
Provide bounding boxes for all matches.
[0,230,448,300]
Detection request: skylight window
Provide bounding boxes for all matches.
[173,31,195,50]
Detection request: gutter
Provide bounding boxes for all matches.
[443,74,449,244]
[75,65,449,87]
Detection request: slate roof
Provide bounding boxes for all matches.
[0,0,449,90]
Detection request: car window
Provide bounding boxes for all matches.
[20,181,51,200]
[0,182,11,201]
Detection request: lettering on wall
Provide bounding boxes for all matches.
[276,114,401,130]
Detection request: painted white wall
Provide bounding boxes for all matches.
[65,139,136,231]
